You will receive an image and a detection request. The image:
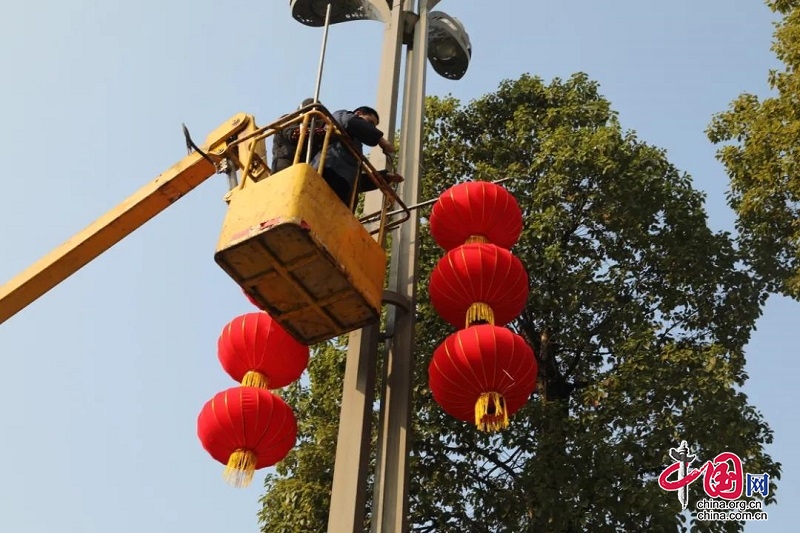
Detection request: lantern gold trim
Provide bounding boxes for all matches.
[223,448,258,488]
[475,391,508,433]
[464,234,488,245]
[466,302,494,328]
[242,370,270,389]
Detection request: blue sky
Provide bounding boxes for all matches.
[0,1,793,531]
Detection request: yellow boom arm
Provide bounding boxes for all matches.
[0,113,252,325]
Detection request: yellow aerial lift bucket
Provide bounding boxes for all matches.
[0,107,408,334]
[214,162,387,345]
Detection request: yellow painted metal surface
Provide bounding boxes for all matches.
[0,113,252,325]
[214,163,387,345]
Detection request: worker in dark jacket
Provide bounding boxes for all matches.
[311,106,402,206]
[271,98,326,173]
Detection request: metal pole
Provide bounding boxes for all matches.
[312,3,332,103]
[366,0,407,172]
[306,3,332,163]
[327,2,406,531]
[223,159,238,190]
[371,1,428,531]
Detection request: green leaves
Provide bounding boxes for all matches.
[257,343,345,533]
[771,0,800,14]
[708,3,800,299]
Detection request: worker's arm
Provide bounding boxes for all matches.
[344,115,396,152]
[377,137,395,155]
[346,118,394,155]
[356,170,403,193]
[0,113,252,325]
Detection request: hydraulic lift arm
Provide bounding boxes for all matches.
[0,113,253,325]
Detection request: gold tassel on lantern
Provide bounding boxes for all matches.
[474,391,508,433]
[465,234,488,244]
[242,370,270,389]
[223,448,258,488]
[466,302,495,328]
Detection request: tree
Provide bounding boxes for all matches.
[257,341,347,532]
[259,73,779,532]
[708,0,800,299]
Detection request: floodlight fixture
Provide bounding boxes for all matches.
[290,0,389,26]
[427,11,471,80]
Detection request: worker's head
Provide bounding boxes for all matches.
[298,98,315,109]
[354,106,380,126]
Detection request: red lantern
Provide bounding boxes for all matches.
[218,312,309,390]
[430,181,523,251]
[429,243,529,329]
[428,324,537,432]
[197,386,297,487]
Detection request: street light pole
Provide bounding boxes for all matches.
[327,2,408,530]
[370,2,429,531]
[289,2,470,530]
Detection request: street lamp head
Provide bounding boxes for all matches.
[427,11,471,80]
[432,41,458,61]
[290,0,390,26]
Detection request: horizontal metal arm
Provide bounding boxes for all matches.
[362,175,519,223]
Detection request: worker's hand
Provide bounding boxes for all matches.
[379,137,395,155]
[385,172,403,184]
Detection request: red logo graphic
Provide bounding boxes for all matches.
[657,441,766,510]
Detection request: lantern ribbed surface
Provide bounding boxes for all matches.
[428,325,538,432]
[197,386,297,488]
[429,243,529,328]
[429,181,523,251]
[199,308,307,487]
[218,312,309,389]
[426,181,535,432]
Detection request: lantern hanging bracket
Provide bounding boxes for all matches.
[378,289,411,341]
[362,176,520,226]
[382,289,410,314]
